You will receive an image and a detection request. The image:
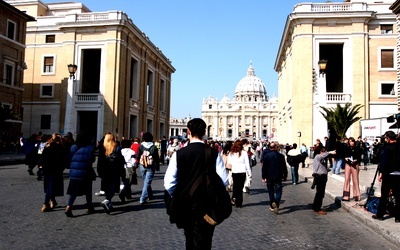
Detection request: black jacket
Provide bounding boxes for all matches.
[261,150,287,181]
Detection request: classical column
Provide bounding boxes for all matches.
[64,77,76,136]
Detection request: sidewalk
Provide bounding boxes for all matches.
[299,158,400,246]
[0,151,25,165]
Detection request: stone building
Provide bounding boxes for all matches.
[0,0,34,149]
[169,114,191,139]
[390,0,400,112]
[6,0,175,142]
[202,63,278,141]
[275,0,397,146]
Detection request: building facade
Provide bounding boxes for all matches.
[275,0,398,146]
[6,0,175,142]
[202,63,278,141]
[0,0,34,149]
[169,115,191,139]
[390,0,400,112]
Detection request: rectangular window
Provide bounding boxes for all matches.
[46,35,55,43]
[40,115,51,129]
[40,85,54,97]
[380,49,394,69]
[7,20,16,40]
[380,82,396,97]
[209,104,212,109]
[146,70,153,105]
[380,24,393,34]
[4,64,14,85]
[43,56,54,73]
[160,79,165,111]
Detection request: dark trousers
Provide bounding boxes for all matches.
[377,175,400,219]
[183,219,215,250]
[232,172,246,207]
[266,179,283,208]
[312,174,327,211]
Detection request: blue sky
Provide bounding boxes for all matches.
[46,0,328,118]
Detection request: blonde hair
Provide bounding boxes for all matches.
[103,133,117,156]
[46,133,63,147]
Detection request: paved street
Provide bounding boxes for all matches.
[0,160,398,250]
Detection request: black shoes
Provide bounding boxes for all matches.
[65,206,73,217]
[372,215,384,221]
[119,193,126,204]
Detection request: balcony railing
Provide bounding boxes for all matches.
[75,94,103,103]
[294,2,391,14]
[326,93,352,103]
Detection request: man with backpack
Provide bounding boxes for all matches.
[164,118,229,249]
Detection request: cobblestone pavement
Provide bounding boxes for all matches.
[0,162,398,250]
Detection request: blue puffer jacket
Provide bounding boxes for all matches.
[69,144,95,181]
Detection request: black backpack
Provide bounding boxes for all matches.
[190,147,232,225]
[165,147,232,226]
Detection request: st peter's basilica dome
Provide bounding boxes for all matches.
[234,62,267,98]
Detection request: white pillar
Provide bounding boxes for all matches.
[64,77,76,136]
[313,74,327,143]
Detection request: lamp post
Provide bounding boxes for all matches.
[318,59,327,76]
[313,59,328,145]
[64,64,77,136]
[297,131,301,145]
[67,64,77,80]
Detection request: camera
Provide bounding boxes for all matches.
[311,179,316,189]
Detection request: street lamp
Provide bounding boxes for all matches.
[318,59,327,75]
[67,64,77,80]
[297,131,301,145]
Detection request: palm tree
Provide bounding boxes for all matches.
[319,103,363,139]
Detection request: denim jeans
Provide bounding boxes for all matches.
[139,165,155,203]
[290,165,299,184]
[266,179,283,208]
[331,158,343,174]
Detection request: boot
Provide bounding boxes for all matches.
[41,204,50,212]
[65,206,73,217]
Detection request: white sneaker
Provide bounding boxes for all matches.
[95,191,105,196]
[101,199,111,214]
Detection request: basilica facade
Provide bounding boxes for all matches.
[201,63,278,141]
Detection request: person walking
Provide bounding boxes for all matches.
[22,134,39,176]
[342,137,362,202]
[312,147,336,215]
[261,142,288,214]
[137,132,159,205]
[39,133,66,212]
[221,141,233,192]
[97,133,125,214]
[372,131,400,222]
[331,137,346,175]
[286,143,302,185]
[164,118,228,249]
[65,132,96,217]
[119,139,136,202]
[299,143,308,168]
[226,140,252,207]
[160,136,168,165]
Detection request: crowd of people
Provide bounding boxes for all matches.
[17,121,399,248]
